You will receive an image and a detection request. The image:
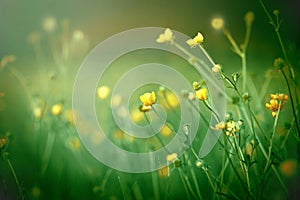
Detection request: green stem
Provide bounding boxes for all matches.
[178,168,192,200]
[281,70,300,139]
[264,101,282,172]
[5,155,24,200]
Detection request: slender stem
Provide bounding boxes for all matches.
[189,164,203,200]
[178,168,192,200]
[281,70,300,138]
[233,136,252,194]
[5,155,24,200]
[264,101,282,172]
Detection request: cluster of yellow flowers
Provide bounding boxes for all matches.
[265,93,288,117]
[213,120,243,136]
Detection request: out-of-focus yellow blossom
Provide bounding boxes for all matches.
[91,132,104,145]
[0,138,7,149]
[279,159,297,177]
[114,129,124,140]
[211,17,224,30]
[166,153,178,162]
[139,91,156,112]
[165,92,179,108]
[131,109,144,122]
[111,94,122,107]
[195,88,208,101]
[212,64,222,73]
[123,133,135,142]
[33,107,43,119]
[158,165,169,177]
[72,30,85,41]
[66,137,81,150]
[188,92,196,101]
[186,32,204,48]
[97,85,110,99]
[51,104,63,116]
[212,122,226,130]
[160,125,172,137]
[265,93,288,117]
[43,16,57,32]
[64,109,75,125]
[31,185,41,198]
[156,28,174,43]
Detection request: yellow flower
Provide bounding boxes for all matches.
[195,88,208,101]
[156,28,174,43]
[166,153,178,162]
[186,32,204,48]
[160,125,172,137]
[212,64,222,73]
[51,104,63,116]
[211,17,224,30]
[212,122,226,130]
[97,85,110,99]
[193,81,201,90]
[158,165,169,177]
[139,91,156,109]
[265,93,288,117]
[265,99,281,117]
[270,93,288,101]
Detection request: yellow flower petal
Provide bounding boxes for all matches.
[156,28,174,43]
[195,88,208,101]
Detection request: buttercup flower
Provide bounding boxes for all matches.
[139,91,156,112]
[195,88,208,101]
[265,93,288,117]
[186,32,204,48]
[156,28,174,43]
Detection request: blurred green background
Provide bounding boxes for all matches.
[0,0,299,199]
